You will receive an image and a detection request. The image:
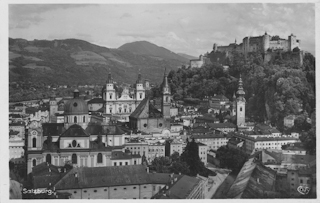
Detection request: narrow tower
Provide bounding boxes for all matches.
[49,93,57,122]
[232,92,236,117]
[135,70,145,101]
[105,69,116,114]
[236,75,246,126]
[161,68,171,120]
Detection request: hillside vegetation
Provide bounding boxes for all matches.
[9,38,188,101]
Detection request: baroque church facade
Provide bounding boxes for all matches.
[102,72,146,122]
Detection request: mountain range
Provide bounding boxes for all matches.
[9,38,191,86]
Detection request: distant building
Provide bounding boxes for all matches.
[197,142,208,165]
[284,115,296,128]
[87,98,105,112]
[213,33,300,54]
[208,122,236,133]
[190,55,207,68]
[191,131,231,151]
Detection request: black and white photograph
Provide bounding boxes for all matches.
[3,0,318,201]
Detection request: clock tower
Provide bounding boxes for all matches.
[236,75,246,126]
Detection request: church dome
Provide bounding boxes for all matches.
[64,90,88,115]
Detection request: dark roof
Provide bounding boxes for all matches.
[282,142,306,151]
[195,116,219,122]
[85,124,104,135]
[64,98,88,115]
[60,124,89,137]
[208,122,236,129]
[87,98,105,104]
[33,174,63,189]
[9,130,19,136]
[161,175,201,199]
[148,173,180,184]
[211,95,229,101]
[228,137,243,145]
[54,165,149,190]
[130,98,162,119]
[32,162,60,176]
[191,133,230,139]
[9,122,25,126]
[42,123,65,136]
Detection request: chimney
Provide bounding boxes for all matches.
[146,167,149,173]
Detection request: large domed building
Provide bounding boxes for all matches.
[63,89,90,130]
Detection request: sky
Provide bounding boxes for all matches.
[9,3,315,56]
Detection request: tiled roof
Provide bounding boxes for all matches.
[85,124,103,135]
[60,124,89,137]
[130,97,162,119]
[148,173,180,184]
[208,122,236,129]
[33,174,63,189]
[196,116,219,122]
[32,162,60,176]
[163,175,201,199]
[191,133,230,139]
[42,123,65,136]
[54,165,149,190]
[87,98,105,104]
[227,158,279,198]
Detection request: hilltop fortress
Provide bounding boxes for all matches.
[213,32,300,54]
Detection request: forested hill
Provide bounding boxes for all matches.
[167,51,315,130]
[9,38,185,86]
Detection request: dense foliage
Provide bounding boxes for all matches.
[216,146,248,173]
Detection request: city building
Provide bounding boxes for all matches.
[208,122,236,133]
[236,75,246,127]
[232,131,300,154]
[54,165,175,199]
[152,174,207,199]
[197,142,208,165]
[191,132,231,151]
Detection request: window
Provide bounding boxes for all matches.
[120,162,122,166]
[72,154,77,164]
[83,116,85,123]
[46,154,51,164]
[133,187,136,189]
[32,137,36,148]
[74,191,77,194]
[110,109,112,113]
[140,93,142,99]
[300,179,303,184]
[84,190,87,193]
[144,123,147,128]
[114,188,117,191]
[114,162,117,166]
[97,153,103,163]
[123,188,126,190]
[72,140,77,147]
[153,186,156,191]
[125,162,128,165]
[74,116,77,123]
[109,93,113,99]
[166,97,168,102]
[134,160,137,165]
[159,123,163,127]
[104,189,107,192]
[32,159,36,167]
[94,190,97,193]
[240,107,242,111]
[144,186,147,188]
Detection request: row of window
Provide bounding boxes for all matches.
[65,116,86,123]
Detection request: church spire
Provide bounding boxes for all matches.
[236,74,245,97]
[137,69,142,84]
[162,68,170,94]
[107,68,113,84]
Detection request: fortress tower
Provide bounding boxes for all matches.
[262,31,270,52]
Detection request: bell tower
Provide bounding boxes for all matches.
[236,74,246,126]
[105,69,116,114]
[135,70,145,101]
[161,68,171,120]
[49,93,57,122]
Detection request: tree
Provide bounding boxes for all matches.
[216,146,248,174]
[180,139,209,177]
